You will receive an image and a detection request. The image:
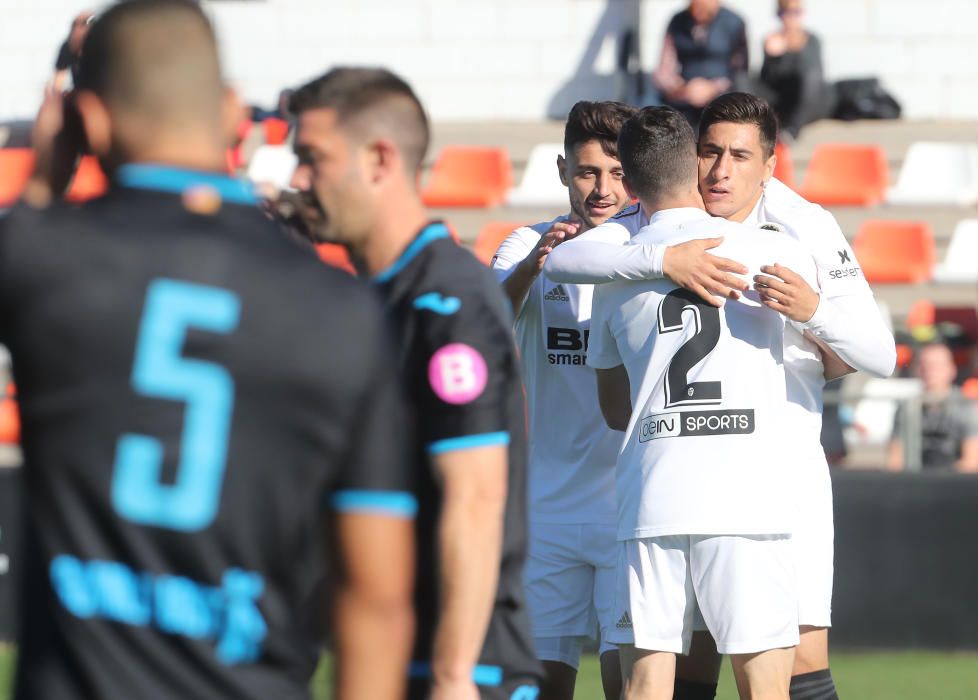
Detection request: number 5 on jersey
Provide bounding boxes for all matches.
[112,279,241,531]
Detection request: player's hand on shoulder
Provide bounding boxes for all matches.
[754,263,819,323]
[662,237,749,308]
[430,678,481,700]
[518,220,581,277]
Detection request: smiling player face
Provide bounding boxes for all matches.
[698,121,776,223]
[560,139,630,230]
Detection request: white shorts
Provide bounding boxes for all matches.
[524,522,618,668]
[608,535,799,655]
[792,462,834,628]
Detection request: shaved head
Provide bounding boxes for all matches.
[77,0,224,134]
[290,67,430,176]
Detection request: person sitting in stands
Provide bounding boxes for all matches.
[759,0,831,139]
[652,0,748,126]
[887,341,978,473]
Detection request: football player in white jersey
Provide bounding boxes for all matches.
[589,105,817,700]
[491,100,751,700]
[490,100,636,700]
[544,93,896,700]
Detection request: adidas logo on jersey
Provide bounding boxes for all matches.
[544,285,570,302]
[616,611,633,629]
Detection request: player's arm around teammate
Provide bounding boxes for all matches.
[542,212,749,307]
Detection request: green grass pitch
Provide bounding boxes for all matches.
[2,647,976,698]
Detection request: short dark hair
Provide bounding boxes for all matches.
[76,0,222,122]
[290,67,430,173]
[564,101,638,159]
[699,92,779,157]
[617,106,698,201]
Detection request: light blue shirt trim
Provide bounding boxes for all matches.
[331,490,418,518]
[373,223,450,283]
[116,164,258,206]
[408,661,503,687]
[427,431,510,456]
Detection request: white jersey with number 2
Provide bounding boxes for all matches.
[588,208,818,541]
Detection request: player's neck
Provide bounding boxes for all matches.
[121,133,229,175]
[641,186,705,217]
[360,195,430,277]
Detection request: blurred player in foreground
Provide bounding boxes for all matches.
[588,106,817,700]
[7,2,415,699]
[490,100,637,700]
[545,93,895,700]
[289,67,541,700]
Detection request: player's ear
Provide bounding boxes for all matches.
[366,137,399,185]
[220,86,246,150]
[557,153,569,187]
[73,90,111,159]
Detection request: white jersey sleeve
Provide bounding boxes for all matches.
[761,179,896,378]
[544,204,665,284]
[586,285,623,370]
[490,223,550,282]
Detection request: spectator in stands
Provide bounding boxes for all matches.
[758,0,830,139]
[50,10,93,92]
[887,342,978,472]
[652,0,748,125]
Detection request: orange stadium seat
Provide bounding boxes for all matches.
[262,118,290,146]
[473,221,523,265]
[0,383,19,445]
[773,141,795,189]
[852,220,935,284]
[422,146,512,208]
[0,148,36,207]
[962,377,978,400]
[65,156,109,203]
[905,298,936,329]
[895,344,914,369]
[798,143,890,206]
[315,243,356,275]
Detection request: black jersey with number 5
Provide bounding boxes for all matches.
[374,223,541,695]
[0,165,415,700]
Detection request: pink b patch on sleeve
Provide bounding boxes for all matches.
[428,343,489,404]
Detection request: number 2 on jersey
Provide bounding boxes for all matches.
[657,289,722,408]
[111,279,240,531]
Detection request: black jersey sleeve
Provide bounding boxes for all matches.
[411,284,517,456]
[332,301,417,519]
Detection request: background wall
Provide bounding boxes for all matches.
[2,0,976,123]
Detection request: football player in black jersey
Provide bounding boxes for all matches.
[290,68,542,700]
[6,2,414,699]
